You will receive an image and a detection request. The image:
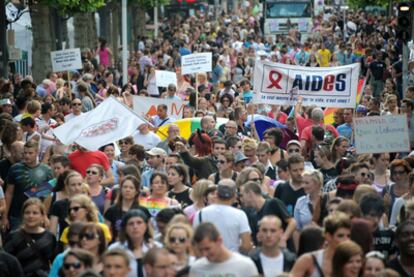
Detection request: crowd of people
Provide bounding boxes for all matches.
[0,3,413,277]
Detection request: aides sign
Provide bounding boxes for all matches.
[253,61,360,108]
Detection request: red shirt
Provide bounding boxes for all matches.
[68,150,110,176]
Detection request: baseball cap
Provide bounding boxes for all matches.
[0,99,12,106]
[146,147,167,156]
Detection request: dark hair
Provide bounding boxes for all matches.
[276,159,289,171]
[120,209,152,245]
[359,194,385,217]
[128,144,146,161]
[120,164,141,180]
[332,241,363,277]
[143,247,170,266]
[193,222,221,243]
[64,249,94,270]
[53,170,73,193]
[350,218,373,254]
[80,223,107,255]
[242,181,262,195]
[68,221,86,238]
[21,116,36,127]
[155,208,178,224]
[41,103,53,114]
[225,135,240,149]
[263,128,283,147]
[98,143,115,152]
[50,155,71,168]
[115,175,141,208]
[323,212,351,235]
[297,226,325,256]
[150,171,168,187]
[312,126,325,141]
[287,154,304,169]
[168,163,189,186]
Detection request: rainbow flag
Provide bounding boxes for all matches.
[324,78,366,125]
[156,117,229,140]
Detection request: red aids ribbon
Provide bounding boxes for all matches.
[267,70,283,89]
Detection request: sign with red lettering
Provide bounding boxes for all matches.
[132,96,188,119]
[253,61,360,108]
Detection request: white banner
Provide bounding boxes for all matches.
[181,52,212,75]
[53,97,146,151]
[253,61,360,108]
[133,96,188,119]
[155,70,177,87]
[50,48,83,72]
[354,115,410,154]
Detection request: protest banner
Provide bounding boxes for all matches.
[53,97,147,151]
[155,70,177,87]
[354,115,410,154]
[181,52,212,75]
[133,96,188,119]
[253,61,360,108]
[50,48,82,72]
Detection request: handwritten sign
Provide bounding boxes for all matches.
[354,115,410,154]
[50,48,82,72]
[181,52,212,75]
[155,70,177,87]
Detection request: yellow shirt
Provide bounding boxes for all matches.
[60,222,112,244]
[317,49,332,67]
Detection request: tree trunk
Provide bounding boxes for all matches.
[98,6,111,40]
[137,7,146,38]
[74,12,97,50]
[111,3,120,63]
[131,3,139,51]
[31,3,54,83]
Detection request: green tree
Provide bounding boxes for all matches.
[30,0,104,83]
[347,0,389,9]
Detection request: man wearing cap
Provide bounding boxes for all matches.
[0,99,13,115]
[193,179,252,254]
[141,147,167,188]
[133,123,161,150]
[286,140,302,156]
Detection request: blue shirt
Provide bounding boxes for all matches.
[337,123,353,143]
[243,91,253,104]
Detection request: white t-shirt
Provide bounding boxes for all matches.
[260,252,284,277]
[190,252,258,277]
[193,204,251,252]
[132,130,161,150]
[64,112,82,122]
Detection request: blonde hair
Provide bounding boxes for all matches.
[353,185,377,204]
[302,170,323,188]
[164,222,193,254]
[242,138,257,152]
[190,179,214,202]
[68,194,99,223]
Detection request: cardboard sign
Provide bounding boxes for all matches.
[253,60,360,108]
[50,48,82,72]
[133,96,188,119]
[155,70,177,87]
[181,52,212,75]
[354,115,410,154]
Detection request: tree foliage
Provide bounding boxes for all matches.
[129,0,170,11]
[347,0,389,9]
[30,0,106,14]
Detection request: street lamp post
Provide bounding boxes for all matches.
[122,0,128,86]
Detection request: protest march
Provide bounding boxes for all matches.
[0,1,414,277]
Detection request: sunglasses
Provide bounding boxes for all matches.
[119,140,130,145]
[64,262,82,270]
[68,206,84,213]
[86,170,99,175]
[288,149,300,153]
[169,236,187,244]
[72,103,82,106]
[80,232,99,241]
[217,160,227,164]
[249,178,262,182]
[360,172,368,177]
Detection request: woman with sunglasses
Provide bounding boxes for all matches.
[371,153,391,194]
[105,175,150,241]
[117,136,134,163]
[140,172,180,219]
[4,198,56,277]
[167,164,192,208]
[209,151,238,184]
[60,248,94,277]
[78,223,108,273]
[109,209,161,277]
[236,167,270,196]
[60,194,112,246]
[85,164,106,214]
[164,222,195,271]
